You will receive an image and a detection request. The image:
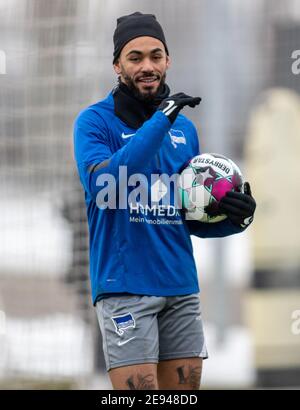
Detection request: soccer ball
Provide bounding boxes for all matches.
[178,153,243,223]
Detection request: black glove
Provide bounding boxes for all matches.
[218,182,256,228]
[158,93,201,123]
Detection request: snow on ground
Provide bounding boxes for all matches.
[0,194,255,386]
[0,195,72,277]
[201,322,255,388]
[0,314,93,379]
[0,314,255,387]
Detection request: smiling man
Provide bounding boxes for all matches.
[73,12,256,390]
[115,36,168,99]
[112,12,169,101]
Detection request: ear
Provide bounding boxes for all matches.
[166,55,171,70]
[113,59,122,75]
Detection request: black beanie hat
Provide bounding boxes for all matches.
[113,12,169,63]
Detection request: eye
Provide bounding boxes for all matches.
[129,56,140,62]
[153,55,163,60]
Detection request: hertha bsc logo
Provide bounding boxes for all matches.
[168,129,186,148]
[111,313,135,336]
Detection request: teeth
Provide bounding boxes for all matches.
[140,78,157,82]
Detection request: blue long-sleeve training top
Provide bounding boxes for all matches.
[74,91,243,305]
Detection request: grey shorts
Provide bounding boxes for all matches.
[95,293,208,371]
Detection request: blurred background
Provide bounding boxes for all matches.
[0,0,300,389]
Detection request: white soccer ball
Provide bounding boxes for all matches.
[178,153,244,223]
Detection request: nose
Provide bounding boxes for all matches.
[140,57,154,73]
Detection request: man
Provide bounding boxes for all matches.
[74,12,256,390]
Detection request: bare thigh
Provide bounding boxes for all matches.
[109,363,159,390]
[158,357,203,390]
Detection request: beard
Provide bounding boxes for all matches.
[120,71,167,103]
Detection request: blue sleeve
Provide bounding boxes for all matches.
[74,108,171,201]
[185,217,245,238]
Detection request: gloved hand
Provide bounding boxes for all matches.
[218,182,256,228]
[158,93,201,124]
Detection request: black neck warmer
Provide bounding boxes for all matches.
[113,81,170,129]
